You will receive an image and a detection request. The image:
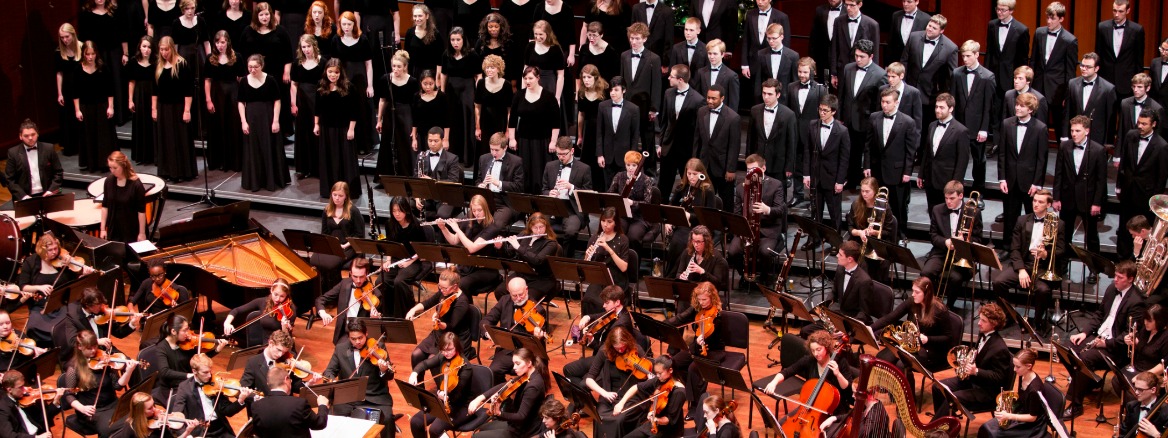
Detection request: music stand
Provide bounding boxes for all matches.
[691,357,751,400]
[507,193,574,219]
[109,373,158,427]
[759,285,817,331]
[283,229,347,259]
[379,176,437,200]
[995,296,1044,349]
[12,348,59,383]
[824,308,880,351]
[509,330,549,363]
[300,377,368,405]
[43,272,101,314]
[639,204,690,230]
[643,277,697,316]
[1071,244,1115,300]
[790,215,842,300]
[1102,356,1135,399]
[485,326,520,353]
[1037,391,1071,438]
[866,237,921,294]
[952,239,1002,335]
[933,378,976,437]
[891,344,941,407]
[394,380,455,425]
[631,312,689,356]
[694,207,753,247]
[347,239,410,262]
[412,243,473,268]
[357,318,417,345]
[429,183,473,211]
[551,372,602,426]
[749,391,784,437]
[227,345,266,371]
[142,300,198,342]
[575,190,632,218]
[13,193,74,219]
[548,256,611,317]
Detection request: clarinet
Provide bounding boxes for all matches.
[417,151,427,178]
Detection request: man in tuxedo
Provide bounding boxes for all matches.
[998,93,1049,250]
[727,154,786,278]
[252,366,330,437]
[694,85,741,206]
[1153,41,1168,106]
[921,180,982,306]
[830,241,877,322]
[802,94,850,248]
[838,39,886,189]
[986,0,1030,124]
[1096,0,1145,100]
[543,138,593,249]
[1117,110,1168,260]
[4,119,63,208]
[1063,260,1146,419]
[810,0,843,84]
[1001,66,1050,141]
[315,257,384,344]
[1118,74,1165,152]
[1053,116,1108,279]
[475,133,523,229]
[933,303,1015,417]
[484,278,550,383]
[596,77,641,185]
[864,88,919,242]
[749,24,798,107]
[241,331,314,394]
[1030,2,1079,138]
[690,0,738,56]
[61,288,139,365]
[880,62,924,132]
[0,371,53,438]
[919,94,969,208]
[740,0,792,101]
[828,0,879,83]
[786,58,828,208]
[667,18,709,77]
[951,40,996,194]
[1064,53,1117,146]
[631,0,674,59]
[692,39,740,111]
[1119,372,1168,437]
[416,127,463,220]
[886,0,929,66]
[659,64,705,194]
[173,354,254,438]
[620,23,661,164]
[901,14,958,130]
[748,79,797,181]
[322,320,395,437]
[991,190,1064,331]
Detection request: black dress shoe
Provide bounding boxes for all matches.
[977,200,986,210]
[995,213,1005,223]
[1061,404,1083,420]
[1088,273,1098,284]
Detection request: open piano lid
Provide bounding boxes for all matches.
[156,201,254,248]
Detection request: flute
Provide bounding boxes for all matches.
[480,234,547,245]
[419,217,478,227]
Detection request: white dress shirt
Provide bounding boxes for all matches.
[881,113,895,146]
[709,63,721,85]
[1097,286,1131,339]
[1073,141,1086,173]
[932,117,951,154]
[997,18,1011,50]
[756,8,771,44]
[921,38,938,68]
[827,6,841,41]
[24,145,42,195]
[1044,29,1059,62]
[630,50,643,81]
[1016,117,1031,153]
[709,104,723,136]
[674,86,689,119]
[1139,134,1152,164]
[846,14,860,46]
[819,120,832,149]
[488,157,503,192]
[853,64,868,96]
[769,46,783,79]
[1113,20,1125,56]
[900,11,915,44]
[1082,77,1095,110]
[644,0,655,26]
[763,105,777,138]
[797,82,810,112]
[611,99,624,132]
[701,0,714,29]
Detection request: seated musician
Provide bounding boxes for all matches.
[607,151,654,246]
[1129,216,1168,305]
[130,261,190,316]
[931,302,1014,418]
[383,196,430,317]
[698,394,742,438]
[240,331,317,395]
[823,379,890,437]
[171,353,254,438]
[313,181,366,289]
[467,348,548,438]
[872,278,956,394]
[762,330,857,428]
[150,315,228,404]
[1122,304,1168,384]
[847,177,899,281]
[109,392,199,438]
[485,277,549,384]
[612,355,687,438]
[408,332,475,438]
[491,213,562,301]
[798,241,877,340]
[222,279,295,345]
[668,226,729,292]
[533,399,586,438]
[542,138,593,255]
[0,370,61,438]
[1064,260,1147,419]
[416,126,465,220]
[250,367,330,437]
[991,189,1065,333]
[665,159,716,274]
[62,330,141,437]
[976,349,1050,438]
[15,234,96,346]
[405,268,475,366]
[563,286,639,383]
[581,208,631,316]
[322,320,395,438]
[1119,372,1168,437]
[584,326,649,437]
[664,282,726,416]
[920,180,982,308]
[726,154,787,284]
[0,310,48,372]
[316,258,384,344]
[60,288,140,366]
[436,195,502,297]
[475,133,523,229]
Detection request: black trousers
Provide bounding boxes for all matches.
[970,140,987,192]
[1001,187,1033,248]
[924,187,945,211]
[809,187,843,239]
[1066,339,1126,407]
[991,268,1054,322]
[1059,205,1100,254]
[887,181,909,240]
[932,376,997,418]
[921,254,974,306]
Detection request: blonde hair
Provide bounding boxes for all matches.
[128,392,153,438]
[325,181,353,220]
[412,5,438,45]
[960,40,980,54]
[155,36,187,80]
[533,20,560,48]
[392,50,411,69]
[469,194,494,225]
[706,39,726,53]
[296,34,321,64]
[482,54,506,78]
[57,23,83,61]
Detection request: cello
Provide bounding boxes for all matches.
[781,333,849,438]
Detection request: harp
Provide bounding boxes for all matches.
[845,354,961,438]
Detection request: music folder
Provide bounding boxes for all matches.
[631,312,688,353]
[14,192,74,219]
[638,204,690,230]
[1051,341,1100,383]
[43,272,101,315]
[142,300,198,343]
[227,345,266,371]
[358,318,417,345]
[379,176,437,200]
[547,256,613,287]
[300,377,369,406]
[283,229,347,259]
[822,308,880,349]
[643,277,697,312]
[394,379,454,425]
[345,238,410,262]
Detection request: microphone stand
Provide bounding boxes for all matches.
[180,76,218,211]
[363,31,398,239]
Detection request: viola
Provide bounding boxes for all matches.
[780,333,850,438]
[17,385,78,407]
[555,412,581,434]
[178,332,235,351]
[202,373,263,400]
[696,400,737,438]
[614,349,652,380]
[50,249,88,273]
[272,301,294,321]
[151,279,180,307]
[352,282,380,311]
[93,305,147,325]
[359,337,392,369]
[87,350,145,371]
[510,299,554,343]
[438,355,465,414]
[276,358,331,382]
[483,373,530,419]
[0,332,36,356]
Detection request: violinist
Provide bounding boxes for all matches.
[240,331,314,395]
[0,371,57,438]
[383,196,430,317]
[612,355,687,438]
[316,258,384,344]
[405,269,475,366]
[562,287,639,383]
[108,392,199,438]
[223,279,296,345]
[583,326,648,437]
[580,208,630,316]
[931,303,1014,419]
[149,315,228,404]
[976,349,1050,438]
[436,195,502,297]
[665,159,716,273]
[322,320,395,438]
[490,213,562,301]
[845,177,899,281]
[533,399,585,438]
[467,348,548,438]
[250,367,330,437]
[698,394,741,438]
[1117,372,1168,437]
[871,277,957,394]
[130,262,190,315]
[171,354,254,438]
[61,288,140,365]
[0,311,48,372]
[16,234,96,346]
[607,151,654,246]
[664,282,726,413]
[668,226,729,292]
[62,330,141,438]
[408,332,474,438]
[726,155,787,284]
[761,330,856,430]
[485,278,550,384]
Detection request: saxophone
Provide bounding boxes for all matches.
[947,346,977,379]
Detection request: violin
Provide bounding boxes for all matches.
[696,400,737,438]
[358,337,392,369]
[781,333,850,438]
[482,373,530,419]
[272,301,294,321]
[510,299,554,343]
[178,332,235,351]
[202,372,263,400]
[92,305,147,325]
[438,355,465,414]
[695,306,719,356]
[556,412,581,434]
[614,349,652,380]
[0,332,37,356]
[151,278,180,307]
[569,310,617,347]
[87,350,145,371]
[50,249,98,274]
[276,358,331,383]
[148,405,190,431]
[16,384,78,407]
[352,282,380,311]
[650,378,675,435]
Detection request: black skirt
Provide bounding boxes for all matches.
[342,60,375,153]
[130,82,155,164]
[317,125,360,198]
[205,80,244,171]
[377,102,414,177]
[517,136,552,194]
[293,82,319,177]
[446,76,476,166]
[154,101,198,180]
[241,101,290,191]
[77,102,119,172]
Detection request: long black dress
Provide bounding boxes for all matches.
[78,8,128,124]
[452,0,491,47]
[402,29,445,77]
[74,66,118,172]
[172,16,209,80]
[238,26,293,133]
[154,63,198,181]
[210,9,251,46]
[203,56,245,171]
[577,94,602,184]
[55,51,81,156]
[238,74,290,191]
[579,44,620,82]
[291,60,323,177]
[147,1,182,39]
[441,51,481,165]
[498,0,537,52]
[315,88,359,197]
[524,44,566,96]
[412,92,449,153]
[375,74,420,176]
[102,177,147,243]
[331,35,376,150]
[508,89,561,194]
[473,79,513,159]
[127,61,156,164]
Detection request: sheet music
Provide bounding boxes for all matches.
[310,415,379,438]
[128,240,158,254]
[1037,392,1070,438]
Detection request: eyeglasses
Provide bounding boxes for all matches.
[1135,386,1154,393]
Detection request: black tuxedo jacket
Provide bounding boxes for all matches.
[541,159,593,200]
[740,8,791,69]
[322,340,395,406]
[878,83,924,131]
[786,80,828,155]
[886,10,930,65]
[316,277,381,344]
[833,265,876,324]
[619,50,662,112]
[1117,131,1168,202]
[997,116,1049,191]
[1083,284,1147,350]
[1064,76,1118,145]
[172,377,247,437]
[1052,139,1107,211]
[660,87,705,158]
[695,105,742,177]
[240,353,306,394]
[809,4,841,74]
[1120,398,1168,436]
[1153,59,1168,106]
[803,120,850,188]
[418,149,463,182]
[985,18,1031,94]
[920,118,970,191]
[732,175,784,238]
[4,142,63,200]
[928,202,983,257]
[631,1,674,57]
[475,151,525,200]
[838,62,887,134]
[970,332,1015,392]
[1096,19,1145,95]
[951,65,996,138]
[1117,98,1165,152]
[864,111,920,186]
[751,46,799,104]
[1007,213,1066,272]
[901,32,958,100]
[829,14,879,77]
[747,103,798,179]
[1002,88,1049,131]
[692,65,741,111]
[668,40,709,76]
[0,393,36,438]
[61,301,135,358]
[689,0,738,49]
[596,99,641,168]
[1030,27,1079,98]
[484,295,549,339]
[250,390,329,438]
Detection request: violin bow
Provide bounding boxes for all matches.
[326,283,377,327]
[105,280,119,339]
[197,319,205,355]
[34,374,49,435]
[4,318,32,371]
[160,389,175,436]
[286,346,323,399]
[143,273,182,313]
[349,333,386,380]
[50,240,85,289]
[506,296,549,332]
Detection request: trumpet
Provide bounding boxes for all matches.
[1126,316,1137,373]
[860,187,889,261]
[419,217,477,227]
[948,345,976,379]
[679,255,698,281]
[1032,211,1062,283]
[938,191,980,299]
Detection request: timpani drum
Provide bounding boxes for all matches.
[87,173,168,231]
[0,199,102,236]
[0,215,20,282]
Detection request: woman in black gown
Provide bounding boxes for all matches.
[146,0,182,39]
[578,0,631,55]
[153,36,198,182]
[127,36,156,165]
[313,181,365,290]
[524,21,565,105]
[331,11,375,153]
[498,0,535,52]
[580,208,629,315]
[474,54,512,160]
[16,235,95,346]
[437,195,502,297]
[100,151,147,243]
[303,1,334,58]
[476,13,516,85]
[203,30,245,172]
[74,41,119,173]
[291,34,323,179]
[578,23,620,82]
[375,51,420,177]
[507,67,561,194]
[171,0,210,80]
[575,64,607,185]
[315,58,360,197]
[412,71,449,153]
[78,0,129,124]
[402,5,445,77]
[56,24,84,157]
[439,27,481,166]
[452,0,489,48]
[238,3,293,137]
[237,54,290,192]
[211,0,251,47]
[534,0,576,124]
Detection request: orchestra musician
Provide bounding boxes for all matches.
[762,330,857,426]
[918,93,970,209]
[542,138,593,255]
[827,379,891,437]
[727,154,787,282]
[437,195,503,297]
[408,332,475,438]
[0,370,59,438]
[222,279,296,345]
[466,348,548,438]
[830,241,876,324]
[60,288,140,367]
[315,258,384,344]
[405,269,475,367]
[665,158,716,273]
[130,261,190,316]
[562,286,638,383]
[484,277,549,384]
[975,349,1051,438]
[491,213,562,301]
[313,181,365,290]
[533,399,586,438]
[381,195,430,317]
[669,226,729,292]
[864,88,919,242]
[612,355,687,438]
[580,208,631,316]
[872,277,957,394]
[1117,109,1168,261]
[1121,304,1168,380]
[847,177,899,280]
[249,367,330,437]
[171,353,255,438]
[322,320,395,438]
[16,234,96,347]
[240,331,314,395]
[583,326,648,437]
[62,330,141,438]
[607,151,654,246]
[0,310,47,372]
[474,133,523,230]
[697,394,742,438]
[931,302,1015,418]
[663,282,725,415]
[920,180,982,308]
[4,119,63,206]
[149,315,228,404]
[416,126,465,220]
[109,391,199,438]
[1118,372,1168,437]
[991,189,1065,333]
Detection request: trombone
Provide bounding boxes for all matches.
[938,191,980,299]
[1031,211,1062,284]
[860,187,889,261]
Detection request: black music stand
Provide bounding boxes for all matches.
[459,185,497,212]
[1071,244,1115,301]
[346,238,410,264]
[394,380,455,426]
[283,229,346,259]
[691,357,750,400]
[759,285,817,332]
[694,207,753,249]
[13,193,74,220]
[358,318,417,345]
[640,204,690,269]
[509,330,549,363]
[227,345,265,371]
[995,296,1044,349]
[866,237,921,296]
[1052,340,1102,430]
[485,326,520,352]
[891,344,941,409]
[43,272,101,315]
[142,300,198,342]
[412,243,473,268]
[547,256,612,317]
[749,391,783,436]
[1102,356,1135,399]
[790,215,842,301]
[109,373,158,427]
[824,309,881,351]
[300,377,368,405]
[379,176,437,200]
[933,377,976,437]
[13,348,60,383]
[552,372,602,427]
[507,193,574,219]
[429,182,473,211]
[643,277,697,316]
[575,190,632,218]
[631,312,688,357]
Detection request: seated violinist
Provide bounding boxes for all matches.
[109,392,200,438]
[16,234,96,346]
[316,258,384,345]
[697,394,743,438]
[405,269,475,367]
[762,330,857,430]
[562,286,639,384]
[150,315,228,404]
[0,370,59,438]
[240,331,317,395]
[584,326,649,437]
[60,288,140,366]
[484,278,549,384]
[1118,372,1168,437]
[612,355,687,438]
[467,348,548,438]
[63,330,141,437]
[223,279,296,347]
[171,353,254,438]
[533,399,586,438]
[664,282,727,416]
[976,349,1051,438]
[0,310,48,372]
[668,226,729,292]
[130,261,190,315]
[491,213,562,301]
[408,332,475,438]
[932,303,1014,419]
[322,320,395,438]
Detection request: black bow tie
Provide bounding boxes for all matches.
[829,6,841,11]
[1142,406,1152,412]
[1162,60,1168,66]
[759,10,768,16]
[924,39,937,46]
[883,114,895,120]
[950,209,960,214]
[645,3,654,8]
[856,65,869,72]
[1017,120,1030,127]
[676,90,687,96]
[937,121,950,128]
[903,14,914,20]
[844,270,853,277]
[710,67,720,72]
[429,152,440,157]
[799,82,811,89]
[847,17,859,23]
[820,123,832,129]
[1048,30,1060,38]
[25,146,36,152]
[1136,100,1146,107]
[710,109,721,114]
[965,68,976,74]
[631,53,642,58]
[1114,23,1126,29]
[493,159,502,163]
[612,103,623,108]
[998,22,1010,28]
[1075,143,1086,150]
[686,43,697,49]
[1142,135,1153,142]
[85,312,97,319]
[771,49,783,55]
[765,107,776,113]
[1083,80,1095,87]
